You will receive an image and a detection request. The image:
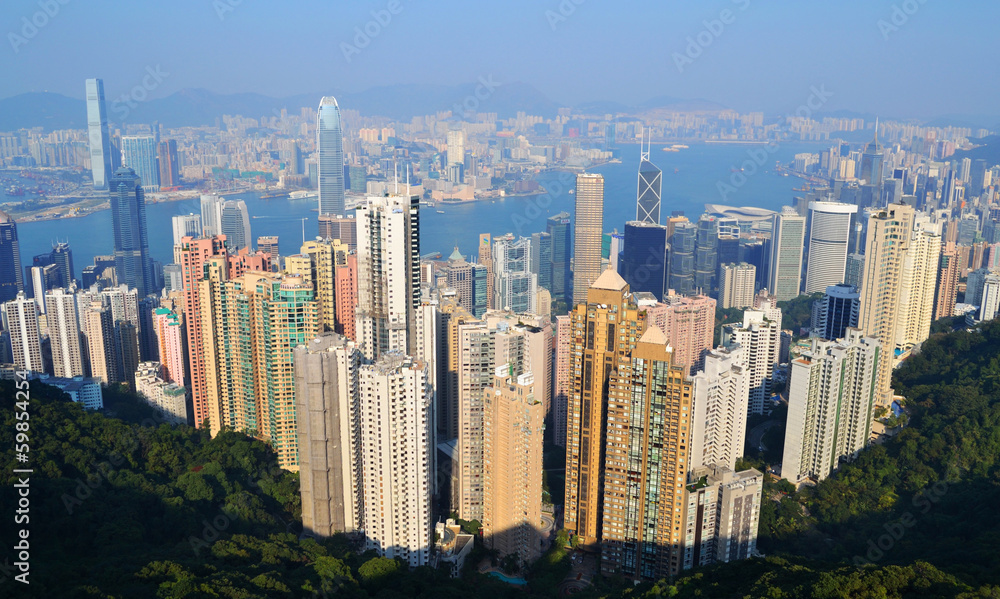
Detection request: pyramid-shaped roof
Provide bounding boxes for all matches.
[592,267,628,291]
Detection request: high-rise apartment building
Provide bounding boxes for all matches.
[109,167,153,298]
[0,211,24,303]
[172,214,202,247]
[934,244,960,320]
[358,353,433,568]
[720,263,756,309]
[447,129,465,166]
[152,307,185,384]
[134,362,188,424]
[318,214,357,250]
[681,466,762,570]
[781,329,880,482]
[643,291,716,375]
[85,78,114,189]
[553,314,572,447]
[45,288,85,378]
[477,233,494,310]
[858,203,915,405]
[334,254,358,341]
[894,219,942,359]
[572,173,605,303]
[492,234,537,314]
[299,238,349,332]
[294,333,363,538]
[120,136,160,192]
[690,346,749,471]
[482,369,544,565]
[355,193,421,360]
[804,201,858,294]
[2,293,42,373]
[256,236,279,270]
[317,97,345,216]
[768,207,806,301]
[722,303,782,416]
[81,300,119,385]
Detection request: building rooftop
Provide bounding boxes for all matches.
[591,267,628,291]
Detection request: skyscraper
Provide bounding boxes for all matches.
[804,201,858,294]
[447,129,465,166]
[120,136,160,192]
[218,200,252,251]
[858,203,915,405]
[171,214,202,246]
[317,97,345,216]
[694,215,719,296]
[109,167,153,298]
[620,221,669,300]
[546,212,572,304]
[492,234,537,314]
[553,314,571,447]
[85,78,114,189]
[157,139,180,188]
[299,238,348,332]
[722,301,782,416]
[81,300,119,385]
[720,263,756,309]
[644,291,716,375]
[781,329,880,482]
[934,244,960,320]
[2,293,42,373]
[477,233,494,310]
[815,283,860,341]
[681,466,763,569]
[256,236,280,269]
[45,289,85,378]
[355,193,421,360]
[858,120,884,196]
[565,268,646,549]
[0,211,24,303]
[358,353,433,569]
[636,133,662,224]
[294,333,363,538]
[668,220,696,295]
[691,346,749,470]
[482,368,544,566]
[572,173,604,303]
[894,218,941,359]
[200,194,221,236]
[152,308,185,384]
[317,214,357,250]
[768,207,806,301]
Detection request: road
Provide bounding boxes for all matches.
[749,420,781,452]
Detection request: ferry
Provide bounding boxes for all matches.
[568,189,575,194]
[436,209,445,214]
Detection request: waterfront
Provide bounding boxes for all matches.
[16,141,825,280]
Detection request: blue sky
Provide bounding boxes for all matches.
[2,0,998,119]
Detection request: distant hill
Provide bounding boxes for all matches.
[951,135,1000,166]
[0,92,87,131]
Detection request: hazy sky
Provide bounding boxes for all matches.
[3,0,998,119]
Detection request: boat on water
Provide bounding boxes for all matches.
[436,210,445,214]
[568,189,575,194]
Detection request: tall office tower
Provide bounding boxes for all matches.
[85,78,114,189]
[3,213,27,301]
[600,324,692,579]
[668,220,697,294]
[741,239,769,291]
[358,353,433,569]
[134,362,188,424]
[477,234,494,310]
[447,129,465,166]
[804,201,858,294]
[318,214,357,250]
[218,200,252,251]
[492,234,537,314]
[815,284,860,341]
[109,167,154,298]
[163,264,182,294]
[572,173,605,303]
[620,221,669,300]
[681,465,763,570]
[959,157,972,183]
[565,268,646,548]
[530,231,553,293]
[768,207,806,301]
[256,236,280,270]
[294,333,363,538]
[171,214,202,246]
[356,193,420,360]
[546,212,572,304]
[2,294,42,373]
[445,248,487,317]
[894,219,942,358]
[969,159,988,199]
[781,329,880,482]
[648,291,716,375]
[690,346,749,470]
[29,265,59,310]
[859,203,915,405]
[722,307,782,416]
[482,368,544,565]
[334,254,358,340]
[157,140,179,188]
[300,238,348,332]
[152,307,185,384]
[45,289,84,377]
[45,242,74,288]
[317,97,345,216]
[553,314,571,447]
[120,136,160,192]
[720,263,756,309]
[81,301,119,384]
[636,134,662,224]
[694,216,719,296]
[966,267,991,308]
[934,245,960,320]
[858,121,884,193]
[199,194,220,236]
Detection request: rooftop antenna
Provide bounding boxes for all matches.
[406,165,410,196]
[394,161,399,194]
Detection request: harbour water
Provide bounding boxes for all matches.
[16,141,825,279]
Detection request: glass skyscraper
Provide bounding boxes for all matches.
[109,167,154,297]
[85,78,114,189]
[636,134,662,224]
[0,211,23,302]
[317,97,345,216]
[620,221,669,300]
[546,212,572,304]
[120,136,160,193]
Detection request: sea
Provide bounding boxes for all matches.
[16,141,826,280]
